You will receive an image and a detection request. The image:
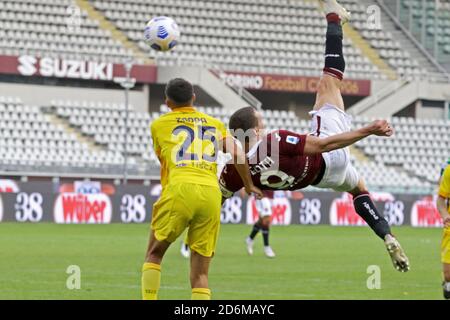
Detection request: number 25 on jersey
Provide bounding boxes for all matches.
[171,125,218,164]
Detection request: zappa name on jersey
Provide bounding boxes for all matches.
[176,117,208,124]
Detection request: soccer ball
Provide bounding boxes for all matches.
[144,16,180,52]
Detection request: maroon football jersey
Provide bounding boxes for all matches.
[219,130,325,198]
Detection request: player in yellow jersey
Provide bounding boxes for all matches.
[437,163,450,299]
[141,78,263,300]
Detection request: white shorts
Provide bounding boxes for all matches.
[255,198,272,218]
[309,104,360,192]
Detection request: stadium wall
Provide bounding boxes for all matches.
[415,100,447,119]
[0,82,150,113]
[351,80,450,118]
[0,179,442,228]
[157,66,250,111]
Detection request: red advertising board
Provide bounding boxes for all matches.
[0,55,157,84]
[411,195,443,227]
[0,179,20,193]
[217,71,371,96]
[54,193,112,224]
[0,55,370,95]
[0,180,442,227]
[330,192,400,226]
[246,196,292,225]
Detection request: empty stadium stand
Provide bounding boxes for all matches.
[383,0,450,70]
[0,0,133,63]
[0,0,448,194]
[91,0,444,80]
[1,0,448,80]
[340,0,426,78]
[92,0,383,79]
[1,96,444,193]
[52,99,155,167]
[355,116,450,184]
[0,96,139,175]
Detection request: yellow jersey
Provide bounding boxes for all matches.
[439,165,450,214]
[151,106,228,189]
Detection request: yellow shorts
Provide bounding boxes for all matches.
[151,183,222,257]
[442,228,450,264]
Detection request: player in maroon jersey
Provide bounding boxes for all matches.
[220,0,409,272]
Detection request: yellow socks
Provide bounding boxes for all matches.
[142,263,211,300]
[141,262,161,300]
[191,288,211,300]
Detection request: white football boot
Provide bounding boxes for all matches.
[318,0,351,24]
[246,237,254,256]
[443,282,450,299]
[180,242,190,259]
[384,235,410,272]
[264,246,276,259]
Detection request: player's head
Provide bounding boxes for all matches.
[229,106,265,148]
[165,78,196,109]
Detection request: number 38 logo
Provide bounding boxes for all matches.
[120,194,147,223]
[15,192,44,222]
[299,198,321,225]
[221,196,242,224]
[383,201,404,226]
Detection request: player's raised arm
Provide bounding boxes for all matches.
[221,136,263,199]
[303,120,394,155]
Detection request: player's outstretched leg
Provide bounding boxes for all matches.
[319,0,350,24]
[313,0,350,111]
[349,179,410,272]
[315,0,410,273]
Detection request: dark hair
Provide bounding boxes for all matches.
[165,78,194,106]
[228,106,258,132]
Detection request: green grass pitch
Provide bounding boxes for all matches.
[0,223,444,300]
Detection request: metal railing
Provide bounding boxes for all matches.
[209,67,263,110]
[377,0,450,79]
[233,83,263,110]
[155,56,263,110]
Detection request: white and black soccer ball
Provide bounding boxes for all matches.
[144,16,180,52]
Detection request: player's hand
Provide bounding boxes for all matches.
[444,215,450,228]
[245,185,264,199]
[369,120,394,137]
